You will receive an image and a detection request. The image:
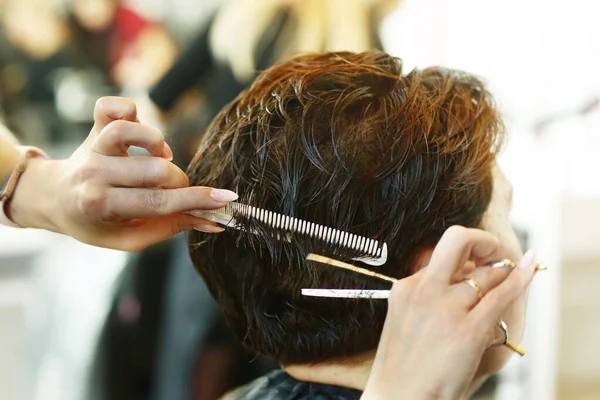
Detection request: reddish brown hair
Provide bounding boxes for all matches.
[187,51,505,365]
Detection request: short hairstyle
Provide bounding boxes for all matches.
[187,51,505,365]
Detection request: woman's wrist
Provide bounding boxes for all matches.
[0,124,21,180]
[6,157,62,231]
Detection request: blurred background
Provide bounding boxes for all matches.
[0,0,599,399]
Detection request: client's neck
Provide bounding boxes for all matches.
[284,352,375,391]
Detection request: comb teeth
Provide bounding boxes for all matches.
[187,202,388,266]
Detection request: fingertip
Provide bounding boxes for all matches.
[209,189,239,202]
[179,215,224,233]
[193,224,225,233]
[165,187,235,216]
[94,96,138,124]
[518,249,536,269]
[144,127,166,158]
[162,142,174,161]
[511,250,537,293]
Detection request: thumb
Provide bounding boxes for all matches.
[91,97,139,137]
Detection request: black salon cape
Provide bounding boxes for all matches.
[224,370,362,400]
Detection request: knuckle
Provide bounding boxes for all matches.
[76,157,102,182]
[444,225,469,241]
[99,121,128,149]
[145,159,170,186]
[77,163,97,182]
[79,186,109,218]
[145,189,169,213]
[104,119,128,139]
[489,234,501,249]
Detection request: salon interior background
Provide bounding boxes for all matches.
[1,0,599,399]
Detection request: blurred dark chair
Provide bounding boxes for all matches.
[87,234,277,400]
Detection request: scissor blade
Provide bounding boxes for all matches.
[301,288,390,299]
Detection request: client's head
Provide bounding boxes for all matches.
[187,51,509,366]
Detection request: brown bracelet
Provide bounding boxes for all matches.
[0,146,49,204]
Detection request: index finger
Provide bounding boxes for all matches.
[93,120,166,157]
[103,186,239,219]
[423,226,500,287]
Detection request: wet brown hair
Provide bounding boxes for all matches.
[187,51,505,365]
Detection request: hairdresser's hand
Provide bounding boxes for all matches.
[8,97,235,251]
[362,226,537,400]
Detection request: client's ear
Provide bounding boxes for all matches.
[410,248,434,275]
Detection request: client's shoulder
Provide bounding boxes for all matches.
[220,370,283,400]
[221,369,362,400]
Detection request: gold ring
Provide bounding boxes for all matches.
[492,259,516,269]
[462,278,483,300]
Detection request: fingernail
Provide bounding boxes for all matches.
[518,249,536,269]
[194,224,225,233]
[162,142,174,161]
[210,189,239,202]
